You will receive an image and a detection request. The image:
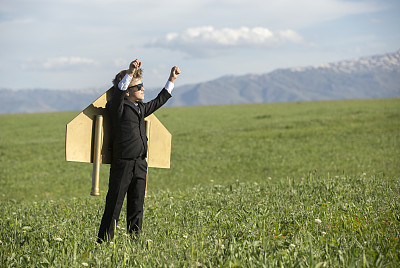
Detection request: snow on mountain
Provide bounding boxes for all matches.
[289,50,400,73]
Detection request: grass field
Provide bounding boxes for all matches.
[0,98,399,266]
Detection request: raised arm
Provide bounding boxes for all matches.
[143,66,181,116]
[118,59,142,91]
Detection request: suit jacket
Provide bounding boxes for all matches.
[107,86,171,160]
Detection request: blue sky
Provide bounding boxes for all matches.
[0,0,399,90]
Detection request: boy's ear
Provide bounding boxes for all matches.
[125,91,130,97]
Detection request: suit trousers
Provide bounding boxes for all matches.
[97,158,147,243]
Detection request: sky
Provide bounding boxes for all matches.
[0,0,399,91]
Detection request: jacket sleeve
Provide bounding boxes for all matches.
[108,86,126,119]
[143,88,172,117]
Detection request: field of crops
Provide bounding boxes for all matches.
[1,98,399,266]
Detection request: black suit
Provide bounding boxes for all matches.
[97,86,171,242]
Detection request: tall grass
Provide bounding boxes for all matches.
[1,175,399,266]
[0,98,399,266]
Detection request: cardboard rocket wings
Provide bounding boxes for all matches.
[65,87,172,195]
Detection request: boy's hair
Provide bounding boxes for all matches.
[112,68,143,87]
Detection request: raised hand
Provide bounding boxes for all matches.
[128,59,142,76]
[169,66,181,83]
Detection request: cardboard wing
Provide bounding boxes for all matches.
[65,88,171,168]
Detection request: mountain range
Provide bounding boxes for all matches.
[1,50,399,114]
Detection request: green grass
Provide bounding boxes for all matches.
[1,175,399,267]
[0,98,399,266]
[1,98,398,201]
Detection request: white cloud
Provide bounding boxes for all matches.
[22,56,98,71]
[42,57,97,69]
[148,26,305,57]
[0,17,37,24]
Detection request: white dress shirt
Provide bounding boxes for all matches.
[118,73,174,94]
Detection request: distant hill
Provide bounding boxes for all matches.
[0,88,106,114]
[164,49,400,106]
[1,50,399,114]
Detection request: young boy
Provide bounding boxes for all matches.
[97,59,180,243]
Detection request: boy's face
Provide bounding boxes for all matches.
[126,78,144,101]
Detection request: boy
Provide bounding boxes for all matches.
[97,59,180,243]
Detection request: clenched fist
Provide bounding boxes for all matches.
[169,66,181,83]
[128,59,142,76]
